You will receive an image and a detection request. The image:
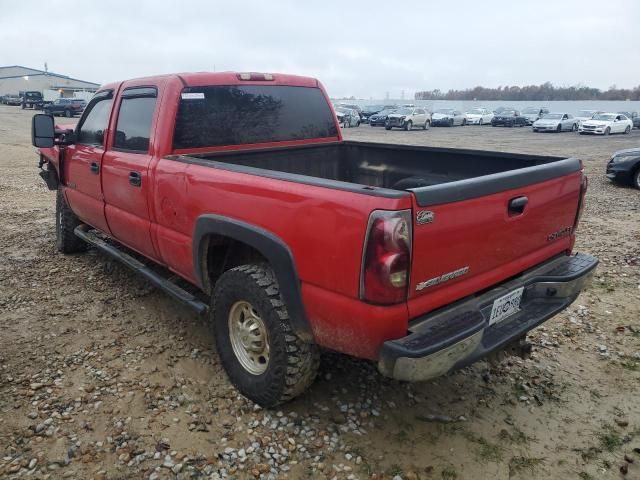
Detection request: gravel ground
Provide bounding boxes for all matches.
[0,106,639,480]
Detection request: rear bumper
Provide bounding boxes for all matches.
[378,253,598,381]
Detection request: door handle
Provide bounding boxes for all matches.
[129,171,142,187]
[508,196,528,215]
[90,162,99,174]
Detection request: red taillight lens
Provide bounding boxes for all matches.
[361,210,412,305]
[573,172,587,230]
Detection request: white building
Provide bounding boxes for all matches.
[0,65,99,97]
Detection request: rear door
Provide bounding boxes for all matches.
[406,168,582,318]
[102,86,160,260]
[63,90,113,233]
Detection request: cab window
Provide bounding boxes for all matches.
[76,94,114,146]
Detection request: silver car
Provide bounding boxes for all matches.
[532,113,578,132]
[431,108,466,126]
[335,107,360,128]
[521,107,549,125]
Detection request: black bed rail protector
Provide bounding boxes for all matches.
[409,157,581,207]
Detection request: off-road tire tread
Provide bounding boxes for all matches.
[56,188,87,253]
[212,263,319,407]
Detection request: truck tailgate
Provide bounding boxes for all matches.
[407,167,583,319]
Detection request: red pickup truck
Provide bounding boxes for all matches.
[32,72,597,406]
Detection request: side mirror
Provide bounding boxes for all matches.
[32,114,55,148]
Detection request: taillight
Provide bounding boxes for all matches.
[573,171,588,230]
[360,210,412,305]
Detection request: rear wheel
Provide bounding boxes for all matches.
[572,123,577,132]
[404,120,413,131]
[385,125,392,130]
[479,118,483,126]
[212,264,319,407]
[634,168,640,190]
[449,119,454,127]
[533,128,538,132]
[462,118,467,126]
[56,188,87,254]
[65,109,72,118]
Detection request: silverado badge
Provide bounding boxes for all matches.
[416,266,470,291]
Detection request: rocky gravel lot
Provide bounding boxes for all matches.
[0,106,639,480]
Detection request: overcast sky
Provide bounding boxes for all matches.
[2,0,638,98]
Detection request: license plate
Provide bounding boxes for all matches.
[489,287,524,326]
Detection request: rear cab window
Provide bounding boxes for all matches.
[173,85,338,150]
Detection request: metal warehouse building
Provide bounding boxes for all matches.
[0,65,99,97]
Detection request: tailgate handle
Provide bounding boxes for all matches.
[508,196,528,215]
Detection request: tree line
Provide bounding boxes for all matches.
[414,83,640,101]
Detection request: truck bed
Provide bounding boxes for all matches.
[175,141,579,206]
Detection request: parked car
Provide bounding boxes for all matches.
[43,98,87,117]
[2,94,21,105]
[579,113,633,135]
[335,107,360,128]
[337,103,362,118]
[494,106,509,115]
[385,107,431,130]
[521,107,549,125]
[491,110,528,127]
[32,70,597,407]
[606,148,640,189]
[360,105,386,123]
[532,113,578,132]
[20,91,44,109]
[574,110,602,127]
[618,111,640,129]
[369,108,397,126]
[431,109,466,126]
[464,108,494,125]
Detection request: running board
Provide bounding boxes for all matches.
[74,227,209,315]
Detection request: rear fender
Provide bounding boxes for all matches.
[192,214,313,341]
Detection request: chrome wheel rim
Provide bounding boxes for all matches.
[228,300,270,375]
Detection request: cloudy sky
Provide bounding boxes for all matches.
[1,0,638,98]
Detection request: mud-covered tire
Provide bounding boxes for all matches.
[55,188,87,254]
[212,264,319,407]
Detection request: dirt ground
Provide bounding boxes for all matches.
[1,105,639,480]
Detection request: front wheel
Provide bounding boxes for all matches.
[385,125,392,130]
[212,264,320,407]
[479,118,483,126]
[423,120,430,130]
[65,109,72,118]
[404,120,413,131]
[556,124,562,133]
[56,188,87,254]
[634,168,640,190]
[625,125,631,134]
[572,123,577,132]
[462,118,467,126]
[604,127,611,136]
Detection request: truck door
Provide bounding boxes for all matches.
[101,87,160,261]
[63,90,113,234]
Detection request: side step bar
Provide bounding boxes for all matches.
[74,227,209,315]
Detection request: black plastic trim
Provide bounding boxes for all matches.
[409,157,581,207]
[169,153,409,200]
[192,214,313,341]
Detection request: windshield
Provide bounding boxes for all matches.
[467,109,485,114]
[173,85,338,149]
[541,114,562,119]
[592,114,615,121]
[363,105,384,112]
[500,110,516,116]
[522,108,539,114]
[395,108,413,115]
[435,109,454,114]
[25,92,41,98]
[577,110,595,117]
[375,109,396,116]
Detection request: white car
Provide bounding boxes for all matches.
[579,113,633,135]
[464,108,494,125]
[532,113,578,132]
[385,107,431,130]
[574,110,602,127]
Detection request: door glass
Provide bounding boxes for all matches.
[114,96,157,152]
[77,98,113,146]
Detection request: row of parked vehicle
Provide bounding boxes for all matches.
[333,103,640,135]
[1,92,87,117]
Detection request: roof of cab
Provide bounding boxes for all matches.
[97,72,319,92]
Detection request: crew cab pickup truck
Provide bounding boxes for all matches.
[32,71,597,407]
